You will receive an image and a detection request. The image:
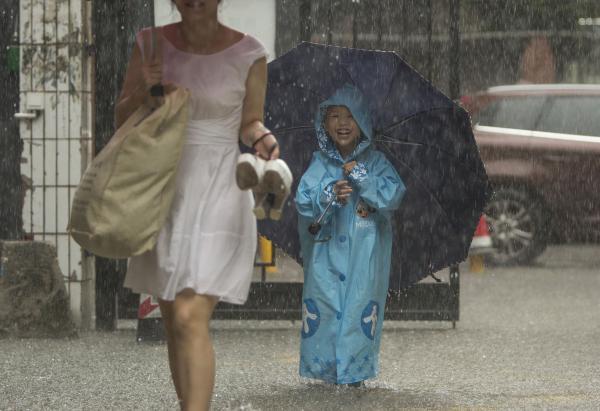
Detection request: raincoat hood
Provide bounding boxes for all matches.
[315,84,373,162]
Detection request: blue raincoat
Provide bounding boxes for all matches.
[296,85,406,384]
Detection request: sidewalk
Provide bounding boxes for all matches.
[1,245,600,410]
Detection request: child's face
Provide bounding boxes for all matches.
[324,106,360,158]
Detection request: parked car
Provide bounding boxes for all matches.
[461,84,600,265]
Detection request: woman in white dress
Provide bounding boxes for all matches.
[115,1,279,409]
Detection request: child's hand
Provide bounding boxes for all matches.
[334,180,353,205]
[342,161,357,176]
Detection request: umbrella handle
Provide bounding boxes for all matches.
[308,222,321,235]
[308,195,336,235]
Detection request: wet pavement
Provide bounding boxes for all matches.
[1,245,600,410]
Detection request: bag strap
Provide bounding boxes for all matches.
[140,27,163,63]
[141,28,164,97]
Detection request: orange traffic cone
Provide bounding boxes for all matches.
[469,215,493,273]
[135,293,165,342]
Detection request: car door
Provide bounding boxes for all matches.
[534,95,600,237]
[473,95,548,180]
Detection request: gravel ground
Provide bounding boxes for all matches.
[1,245,599,410]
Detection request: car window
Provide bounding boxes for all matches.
[474,96,547,130]
[536,96,600,137]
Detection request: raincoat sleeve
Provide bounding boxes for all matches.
[346,152,405,212]
[295,153,342,227]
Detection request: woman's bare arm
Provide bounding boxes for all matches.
[240,57,280,160]
[115,33,170,129]
[114,43,149,129]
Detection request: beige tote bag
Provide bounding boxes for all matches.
[68,29,190,258]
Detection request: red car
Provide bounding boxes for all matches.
[462,84,600,265]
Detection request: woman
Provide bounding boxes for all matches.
[116,1,278,409]
[295,85,405,387]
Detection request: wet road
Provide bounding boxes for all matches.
[1,245,599,410]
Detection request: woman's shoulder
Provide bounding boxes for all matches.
[240,33,266,50]
[139,24,257,55]
[232,30,269,61]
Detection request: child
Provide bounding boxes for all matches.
[295,84,406,387]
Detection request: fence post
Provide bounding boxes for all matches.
[0,0,22,241]
[449,0,461,100]
[92,0,154,330]
[299,0,312,42]
[449,264,460,328]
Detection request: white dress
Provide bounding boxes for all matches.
[124,28,267,304]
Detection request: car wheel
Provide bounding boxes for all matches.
[485,186,548,265]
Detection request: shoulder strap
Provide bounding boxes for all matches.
[140,27,163,65]
[140,28,164,97]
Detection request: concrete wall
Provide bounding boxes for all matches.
[0,241,76,337]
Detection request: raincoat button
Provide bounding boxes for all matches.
[336,312,342,320]
[339,274,346,281]
[339,235,346,243]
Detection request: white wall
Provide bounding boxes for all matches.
[153,0,276,60]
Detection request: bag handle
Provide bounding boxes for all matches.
[141,28,164,97]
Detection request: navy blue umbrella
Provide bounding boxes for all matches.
[259,42,490,290]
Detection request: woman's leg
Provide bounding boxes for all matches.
[158,299,183,402]
[172,289,219,411]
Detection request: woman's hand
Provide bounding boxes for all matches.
[116,37,176,128]
[141,58,162,92]
[334,180,353,205]
[254,133,280,160]
[140,58,177,108]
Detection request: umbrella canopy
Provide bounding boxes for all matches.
[259,42,490,290]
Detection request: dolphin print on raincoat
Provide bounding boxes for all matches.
[295,84,406,384]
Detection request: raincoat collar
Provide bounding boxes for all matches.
[315,84,373,163]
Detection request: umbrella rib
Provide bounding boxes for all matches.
[379,143,462,233]
[274,107,464,145]
[338,63,358,88]
[272,83,329,102]
[377,134,460,160]
[272,125,314,134]
[273,50,356,102]
[379,107,458,133]
[376,135,486,179]
[319,48,359,88]
[376,107,473,159]
[379,137,487,220]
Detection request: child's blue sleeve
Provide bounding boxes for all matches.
[295,154,341,226]
[346,151,405,212]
